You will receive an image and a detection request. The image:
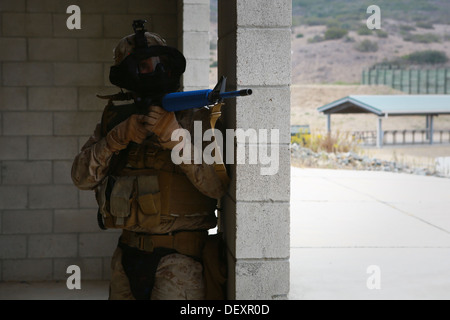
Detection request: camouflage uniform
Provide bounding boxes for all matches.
[71,31,227,300]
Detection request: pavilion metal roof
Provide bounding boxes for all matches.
[317,95,450,116]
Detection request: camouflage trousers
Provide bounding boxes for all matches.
[109,247,205,300]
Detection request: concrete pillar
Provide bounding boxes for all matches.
[218,0,292,299]
[178,0,210,91]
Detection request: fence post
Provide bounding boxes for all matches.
[400,69,403,92]
[392,69,396,89]
[417,70,421,94]
[408,69,412,94]
[445,68,448,94]
[435,69,439,94]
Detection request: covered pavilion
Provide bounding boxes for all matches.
[317,95,450,147]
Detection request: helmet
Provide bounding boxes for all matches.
[109,20,186,98]
[112,32,167,66]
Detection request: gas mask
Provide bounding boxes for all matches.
[109,20,186,99]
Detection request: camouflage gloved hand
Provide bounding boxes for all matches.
[106,114,149,152]
[144,106,183,149]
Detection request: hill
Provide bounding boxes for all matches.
[210,0,450,85]
[292,0,450,27]
[291,20,450,84]
[291,0,450,84]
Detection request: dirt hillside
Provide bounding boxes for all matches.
[291,20,450,84]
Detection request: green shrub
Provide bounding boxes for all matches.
[295,131,359,154]
[376,30,388,38]
[291,127,311,146]
[371,50,449,68]
[324,26,348,40]
[371,58,406,69]
[416,22,434,29]
[303,17,328,26]
[403,50,448,64]
[344,36,355,43]
[292,15,303,27]
[325,19,342,29]
[399,25,416,32]
[307,35,324,43]
[356,26,373,35]
[403,33,440,43]
[354,39,378,52]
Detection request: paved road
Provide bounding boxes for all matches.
[289,167,450,300]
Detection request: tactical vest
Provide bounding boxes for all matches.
[95,101,217,232]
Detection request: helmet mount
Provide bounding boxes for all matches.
[132,19,149,54]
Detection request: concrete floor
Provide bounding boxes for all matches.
[289,168,450,300]
[0,280,109,300]
[1,167,450,300]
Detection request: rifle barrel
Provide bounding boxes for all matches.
[220,89,252,99]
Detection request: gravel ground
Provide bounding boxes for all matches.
[291,143,450,178]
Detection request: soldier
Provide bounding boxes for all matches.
[71,21,228,300]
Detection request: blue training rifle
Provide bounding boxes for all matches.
[162,76,252,112]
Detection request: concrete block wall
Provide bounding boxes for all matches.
[218,0,292,299]
[0,0,210,282]
[177,0,210,91]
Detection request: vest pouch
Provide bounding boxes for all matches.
[138,192,160,215]
[95,175,117,229]
[110,176,135,226]
[136,175,161,229]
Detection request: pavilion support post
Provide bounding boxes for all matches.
[327,114,331,133]
[426,115,430,140]
[377,117,383,148]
